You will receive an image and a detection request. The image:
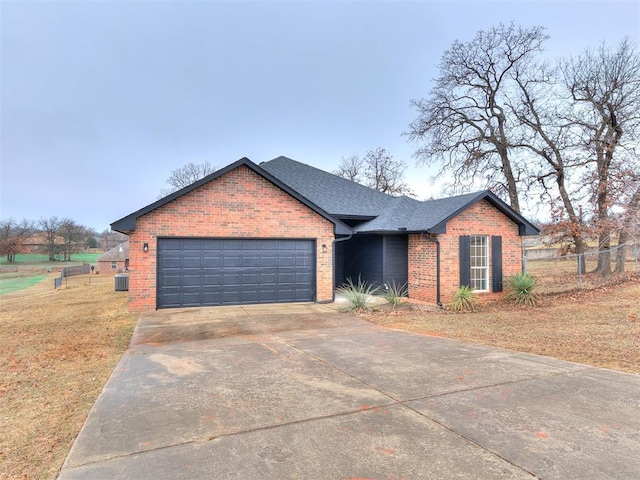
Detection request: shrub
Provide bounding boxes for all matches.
[336,276,380,312]
[447,285,476,312]
[505,273,539,307]
[382,280,408,307]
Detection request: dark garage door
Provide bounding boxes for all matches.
[157,238,315,308]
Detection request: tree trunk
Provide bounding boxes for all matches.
[594,227,612,277]
[498,146,520,213]
[556,170,586,273]
[615,230,629,273]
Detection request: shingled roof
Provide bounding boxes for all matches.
[111,156,539,237]
[261,157,539,236]
[260,156,392,218]
[97,241,129,261]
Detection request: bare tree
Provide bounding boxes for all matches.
[509,59,591,270]
[0,218,33,263]
[562,37,640,275]
[334,154,365,183]
[58,218,87,261]
[38,216,63,261]
[407,23,549,212]
[160,161,217,197]
[100,229,129,251]
[334,148,414,196]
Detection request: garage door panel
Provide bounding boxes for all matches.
[160,274,182,287]
[183,257,202,269]
[202,257,222,268]
[182,275,202,287]
[260,256,277,267]
[278,256,295,267]
[223,273,240,286]
[223,256,241,268]
[241,273,260,285]
[202,273,222,286]
[157,238,315,308]
[161,257,182,269]
[242,256,259,267]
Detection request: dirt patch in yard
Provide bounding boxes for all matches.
[361,277,640,374]
[0,274,137,480]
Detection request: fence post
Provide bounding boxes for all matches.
[522,245,528,275]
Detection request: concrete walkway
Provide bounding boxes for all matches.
[59,303,640,479]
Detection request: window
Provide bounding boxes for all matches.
[111,261,117,269]
[459,235,502,293]
[469,235,488,291]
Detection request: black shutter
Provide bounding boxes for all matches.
[459,235,470,287]
[492,236,503,292]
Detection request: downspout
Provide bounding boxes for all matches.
[330,233,353,302]
[421,232,442,307]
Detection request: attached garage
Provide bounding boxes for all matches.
[157,238,316,308]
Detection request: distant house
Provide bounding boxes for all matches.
[21,233,65,254]
[111,156,539,312]
[97,241,129,273]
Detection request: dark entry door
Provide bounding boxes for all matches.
[157,238,315,308]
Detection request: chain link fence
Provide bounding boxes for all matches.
[524,242,639,295]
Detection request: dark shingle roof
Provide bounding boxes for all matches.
[355,190,539,235]
[260,156,393,217]
[111,157,351,236]
[110,155,539,237]
[97,241,129,261]
[261,157,538,235]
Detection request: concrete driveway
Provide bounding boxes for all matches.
[59,303,640,479]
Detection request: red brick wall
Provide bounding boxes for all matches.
[128,165,335,311]
[97,260,126,274]
[408,200,522,305]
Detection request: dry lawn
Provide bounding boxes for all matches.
[363,276,640,374]
[1,268,638,479]
[0,274,137,480]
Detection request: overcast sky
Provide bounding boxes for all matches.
[1,0,638,232]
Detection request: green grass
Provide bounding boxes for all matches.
[0,253,100,265]
[0,275,47,295]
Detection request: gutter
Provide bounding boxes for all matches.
[421,232,442,307]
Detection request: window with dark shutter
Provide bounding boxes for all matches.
[492,236,503,292]
[459,235,471,287]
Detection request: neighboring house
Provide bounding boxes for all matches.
[111,156,539,311]
[97,241,130,273]
[21,233,65,254]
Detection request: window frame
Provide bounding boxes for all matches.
[111,261,117,269]
[469,235,489,292]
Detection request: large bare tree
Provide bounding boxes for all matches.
[38,216,63,261]
[58,218,88,261]
[509,59,591,269]
[407,23,549,212]
[160,161,218,197]
[334,148,414,196]
[561,37,640,275]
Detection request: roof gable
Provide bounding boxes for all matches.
[355,190,540,236]
[97,241,129,261]
[260,156,393,217]
[110,158,351,235]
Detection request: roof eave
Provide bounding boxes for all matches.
[110,157,352,237]
[427,191,540,237]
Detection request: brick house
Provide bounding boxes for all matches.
[96,241,130,273]
[111,157,539,311]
